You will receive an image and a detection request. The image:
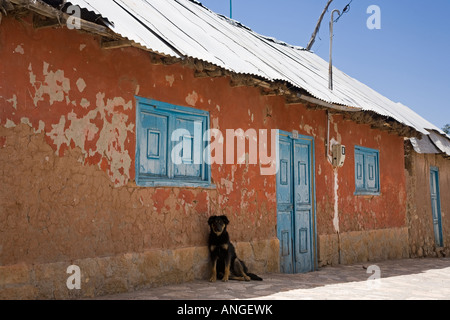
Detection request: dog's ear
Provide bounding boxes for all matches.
[220,215,229,225]
[208,216,216,225]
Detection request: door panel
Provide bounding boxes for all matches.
[278,210,293,273]
[277,138,294,273]
[294,143,311,205]
[293,141,313,273]
[277,140,292,205]
[295,210,312,272]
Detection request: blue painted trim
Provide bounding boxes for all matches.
[136,96,210,117]
[135,96,213,188]
[354,145,380,196]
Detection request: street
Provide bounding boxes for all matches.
[93,257,450,300]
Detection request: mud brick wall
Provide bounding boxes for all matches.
[405,143,450,258]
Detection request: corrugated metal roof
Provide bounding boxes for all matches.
[66,0,447,140]
[410,135,441,155]
[429,131,450,156]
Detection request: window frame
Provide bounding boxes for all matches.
[135,96,212,188]
[354,145,380,195]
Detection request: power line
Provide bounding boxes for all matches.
[333,0,353,23]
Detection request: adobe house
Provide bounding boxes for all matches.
[0,0,444,299]
[405,131,450,258]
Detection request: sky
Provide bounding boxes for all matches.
[198,0,450,131]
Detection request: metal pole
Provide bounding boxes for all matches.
[230,0,232,19]
[329,9,340,91]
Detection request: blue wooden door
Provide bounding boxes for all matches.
[277,132,316,274]
[430,167,443,247]
[293,140,314,273]
[277,137,294,273]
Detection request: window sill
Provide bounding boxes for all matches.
[354,191,380,197]
[136,178,216,189]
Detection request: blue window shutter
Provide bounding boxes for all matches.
[354,146,380,195]
[139,112,168,177]
[365,154,377,191]
[173,117,203,179]
[355,152,365,191]
[135,97,211,187]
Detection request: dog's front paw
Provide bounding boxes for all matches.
[222,270,230,282]
[209,275,217,282]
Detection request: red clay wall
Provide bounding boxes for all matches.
[0,15,408,297]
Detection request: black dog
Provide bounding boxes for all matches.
[208,215,263,282]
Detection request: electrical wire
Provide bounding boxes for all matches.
[333,0,353,23]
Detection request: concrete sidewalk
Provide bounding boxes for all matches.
[92,257,450,300]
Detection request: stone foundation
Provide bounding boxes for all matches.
[0,238,279,299]
[318,227,409,267]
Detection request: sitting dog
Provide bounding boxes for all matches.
[208,215,263,282]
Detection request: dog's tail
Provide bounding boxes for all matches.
[247,273,263,281]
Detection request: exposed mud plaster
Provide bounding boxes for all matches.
[28,62,71,106]
[220,178,233,194]
[185,91,198,107]
[303,124,313,135]
[14,44,24,55]
[45,95,134,186]
[20,117,32,127]
[34,120,45,134]
[47,115,67,155]
[66,110,99,152]
[165,75,175,87]
[211,117,219,130]
[4,119,16,128]
[332,117,342,142]
[80,98,90,109]
[92,93,134,186]
[76,78,86,93]
[24,61,135,186]
[333,169,340,233]
[6,95,17,109]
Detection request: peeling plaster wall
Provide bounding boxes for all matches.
[1,15,408,297]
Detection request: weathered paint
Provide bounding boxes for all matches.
[0,14,409,296]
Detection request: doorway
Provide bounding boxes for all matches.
[430,167,444,247]
[276,131,317,273]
